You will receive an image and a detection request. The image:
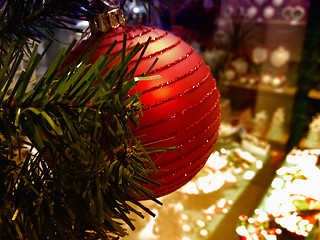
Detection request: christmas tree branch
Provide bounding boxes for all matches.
[0,0,171,60]
[0,35,160,239]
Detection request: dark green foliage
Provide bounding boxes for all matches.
[0,0,171,58]
[0,30,162,240]
[0,1,173,239]
[0,0,95,60]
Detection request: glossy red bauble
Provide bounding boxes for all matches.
[63,25,221,198]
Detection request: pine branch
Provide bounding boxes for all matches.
[0,0,171,60]
[0,1,94,40]
[0,35,160,239]
[0,1,174,239]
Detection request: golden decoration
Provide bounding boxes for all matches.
[90,8,126,34]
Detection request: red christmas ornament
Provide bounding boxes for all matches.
[63,25,221,198]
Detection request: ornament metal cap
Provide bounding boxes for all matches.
[90,8,126,34]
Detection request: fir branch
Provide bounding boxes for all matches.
[0,0,170,59]
[0,36,160,239]
[0,0,95,40]
[0,1,173,239]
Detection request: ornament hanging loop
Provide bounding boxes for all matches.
[90,1,125,34]
[101,0,120,9]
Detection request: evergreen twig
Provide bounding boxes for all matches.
[0,34,160,240]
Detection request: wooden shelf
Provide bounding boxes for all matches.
[222,81,297,96]
[223,18,307,27]
[254,19,307,27]
[308,89,320,100]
